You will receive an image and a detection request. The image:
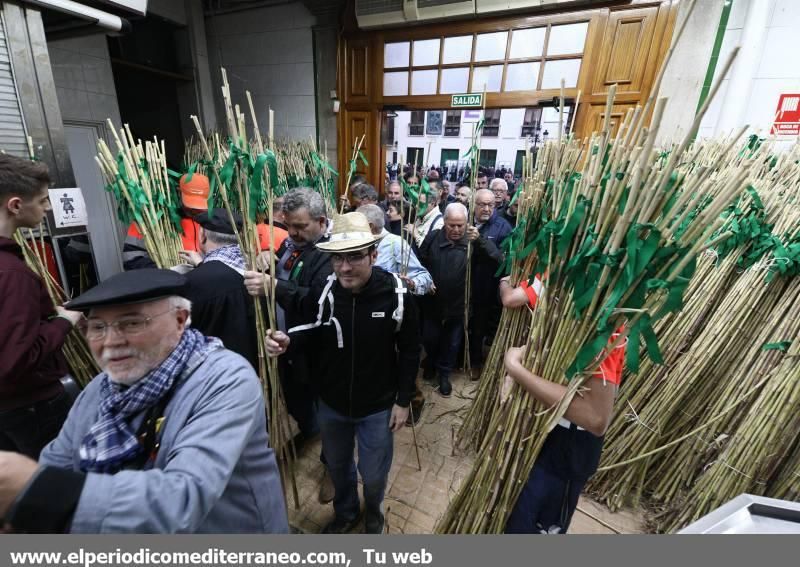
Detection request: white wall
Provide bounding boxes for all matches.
[391,107,566,171]
[205,1,317,142]
[699,0,800,146]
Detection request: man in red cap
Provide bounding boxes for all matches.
[121,173,209,270]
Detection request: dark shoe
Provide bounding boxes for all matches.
[322,514,362,534]
[438,376,452,398]
[406,402,424,426]
[318,469,335,504]
[365,512,385,534]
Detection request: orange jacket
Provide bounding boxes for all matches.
[520,276,625,385]
[127,218,201,252]
[256,224,288,252]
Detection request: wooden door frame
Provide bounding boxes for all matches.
[337,0,678,194]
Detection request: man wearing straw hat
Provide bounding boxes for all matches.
[122,173,209,270]
[0,269,288,533]
[0,154,82,459]
[263,212,421,534]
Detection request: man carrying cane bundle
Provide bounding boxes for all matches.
[499,275,625,534]
[0,154,82,459]
[263,212,420,534]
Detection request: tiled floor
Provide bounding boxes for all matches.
[284,370,644,534]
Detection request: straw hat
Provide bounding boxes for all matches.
[316,212,384,253]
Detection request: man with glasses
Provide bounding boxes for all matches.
[0,269,288,533]
[263,212,420,534]
[467,189,511,373]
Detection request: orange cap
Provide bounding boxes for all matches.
[179,173,210,210]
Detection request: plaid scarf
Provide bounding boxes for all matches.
[203,245,245,272]
[79,328,210,473]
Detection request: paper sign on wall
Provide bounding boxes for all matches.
[49,187,88,228]
[771,93,800,136]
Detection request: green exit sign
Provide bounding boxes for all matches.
[451,93,483,108]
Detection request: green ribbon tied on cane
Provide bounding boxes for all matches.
[762,341,791,352]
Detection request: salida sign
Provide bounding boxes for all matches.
[771,93,800,136]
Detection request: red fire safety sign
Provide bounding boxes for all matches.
[772,93,800,136]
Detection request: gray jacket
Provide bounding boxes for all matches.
[39,343,289,533]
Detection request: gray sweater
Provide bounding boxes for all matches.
[39,342,289,533]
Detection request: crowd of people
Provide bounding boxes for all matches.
[0,152,622,535]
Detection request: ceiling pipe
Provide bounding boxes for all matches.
[21,0,131,34]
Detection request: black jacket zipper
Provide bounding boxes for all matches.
[349,295,356,417]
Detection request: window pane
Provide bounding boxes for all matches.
[439,67,470,94]
[384,42,410,68]
[541,107,560,122]
[505,62,539,91]
[383,71,408,96]
[471,65,503,93]
[411,69,438,95]
[413,39,440,66]
[474,31,508,62]
[510,27,546,59]
[541,59,582,89]
[442,35,473,64]
[547,22,588,56]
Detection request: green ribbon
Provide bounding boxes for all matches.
[762,341,791,352]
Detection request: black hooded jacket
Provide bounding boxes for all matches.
[276,267,420,418]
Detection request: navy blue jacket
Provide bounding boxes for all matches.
[472,211,512,305]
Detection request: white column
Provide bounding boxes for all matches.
[714,0,773,134]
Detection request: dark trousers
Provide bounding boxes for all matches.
[469,295,502,366]
[0,391,72,459]
[505,423,603,534]
[422,315,463,379]
[279,358,319,439]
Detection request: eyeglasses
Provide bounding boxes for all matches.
[79,308,177,341]
[330,252,371,267]
[476,202,494,209]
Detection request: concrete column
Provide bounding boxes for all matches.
[655,0,725,145]
[313,24,339,167]
[175,0,218,140]
[714,0,772,133]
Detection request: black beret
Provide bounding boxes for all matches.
[65,269,188,311]
[195,209,243,235]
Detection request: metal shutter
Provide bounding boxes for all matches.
[0,9,28,157]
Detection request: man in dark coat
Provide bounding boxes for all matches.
[468,189,511,370]
[418,202,502,396]
[181,210,259,371]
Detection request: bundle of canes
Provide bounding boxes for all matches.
[95,121,183,269]
[13,227,99,387]
[457,140,567,450]
[187,67,298,509]
[435,37,743,532]
[591,165,800,514]
[657,271,800,533]
[769,435,800,502]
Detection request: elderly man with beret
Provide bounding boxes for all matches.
[0,269,288,533]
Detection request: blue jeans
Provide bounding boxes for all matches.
[317,400,394,528]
